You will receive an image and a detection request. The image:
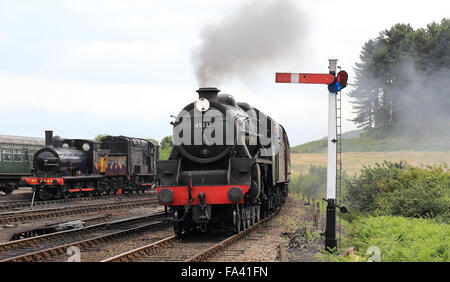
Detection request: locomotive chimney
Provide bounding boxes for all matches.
[45,130,53,148]
[196,87,220,103]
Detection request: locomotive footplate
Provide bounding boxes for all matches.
[156,184,249,206]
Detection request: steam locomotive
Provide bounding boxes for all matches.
[156,87,290,236]
[21,131,159,200]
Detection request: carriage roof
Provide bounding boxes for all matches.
[0,134,45,146]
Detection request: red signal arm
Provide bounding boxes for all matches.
[276,73,335,84]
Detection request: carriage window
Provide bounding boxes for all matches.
[28,149,35,161]
[23,148,29,162]
[13,148,22,162]
[2,148,12,162]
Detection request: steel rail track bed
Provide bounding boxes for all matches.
[0,211,167,262]
[0,191,156,212]
[102,208,281,262]
[0,197,158,224]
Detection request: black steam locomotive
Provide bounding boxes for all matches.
[156,87,290,236]
[22,131,159,200]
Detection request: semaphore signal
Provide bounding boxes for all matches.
[275,58,348,253]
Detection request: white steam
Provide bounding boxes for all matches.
[192,0,305,86]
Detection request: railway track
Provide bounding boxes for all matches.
[0,197,158,225]
[0,211,168,262]
[102,208,281,262]
[0,191,155,212]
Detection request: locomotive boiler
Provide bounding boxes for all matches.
[33,131,94,177]
[156,87,291,236]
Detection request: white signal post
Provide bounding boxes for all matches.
[325,58,338,252]
[327,58,337,200]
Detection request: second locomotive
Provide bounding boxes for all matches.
[22,131,159,200]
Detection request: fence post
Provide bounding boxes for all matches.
[314,201,320,228]
[305,225,311,242]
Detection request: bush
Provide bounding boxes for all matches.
[345,161,449,221]
[379,182,449,219]
[291,165,327,199]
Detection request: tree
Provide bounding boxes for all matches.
[348,19,450,138]
[159,136,173,160]
[95,134,108,141]
[160,136,173,149]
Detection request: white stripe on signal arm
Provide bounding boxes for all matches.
[290,73,299,83]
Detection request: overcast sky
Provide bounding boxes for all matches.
[0,0,448,145]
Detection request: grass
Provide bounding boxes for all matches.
[348,216,449,262]
[291,151,450,177]
[315,215,449,262]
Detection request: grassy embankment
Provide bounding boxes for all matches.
[291,132,449,262]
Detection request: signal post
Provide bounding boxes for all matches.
[325,58,338,252]
[275,58,348,252]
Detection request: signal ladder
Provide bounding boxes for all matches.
[335,90,343,249]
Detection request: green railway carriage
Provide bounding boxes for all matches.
[0,135,44,194]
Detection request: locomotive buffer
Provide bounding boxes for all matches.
[275,58,348,253]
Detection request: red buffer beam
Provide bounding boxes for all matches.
[276,73,335,84]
